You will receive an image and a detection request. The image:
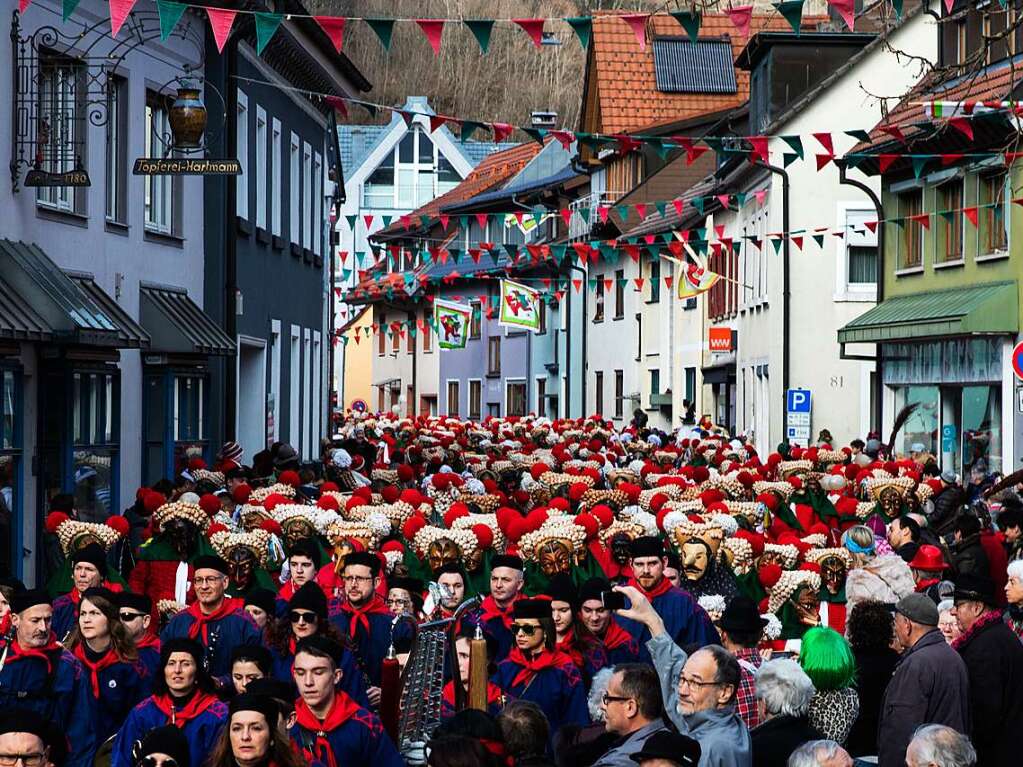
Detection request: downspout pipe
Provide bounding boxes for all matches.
[835,157,885,432]
[224,36,238,441]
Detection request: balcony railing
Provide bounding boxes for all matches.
[568,191,625,241]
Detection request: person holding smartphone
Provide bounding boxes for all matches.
[578,577,640,664]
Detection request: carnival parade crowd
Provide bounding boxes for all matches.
[2,412,1022,767]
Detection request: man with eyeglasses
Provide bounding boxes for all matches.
[0,709,64,767]
[579,577,640,664]
[615,585,751,767]
[592,664,677,767]
[118,591,161,680]
[616,537,719,664]
[478,554,526,661]
[160,555,261,681]
[0,590,95,767]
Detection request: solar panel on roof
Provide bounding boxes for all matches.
[652,38,738,94]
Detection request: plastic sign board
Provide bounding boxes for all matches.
[708,326,732,352]
[786,389,812,414]
[1013,341,1023,380]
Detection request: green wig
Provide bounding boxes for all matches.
[798,626,856,691]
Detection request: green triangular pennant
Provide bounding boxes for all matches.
[783,152,800,168]
[938,210,954,223]
[461,121,483,142]
[381,215,392,227]
[522,128,547,145]
[911,156,929,179]
[157,0,186,40]
[893,0,905,16]
[780,135,804,159]
[655,201,666,217]
[692,197,706,215]
[62,0,81,21]
[845,129,871,143]
[459,215,468,232]
[579,207,591,224]
[254,12,283,55]
[770,237,784,254]
[566,17,592,48]
[531,206,545,227]
[670,11,701,42]
[616,204,630,221]
[366,18,395,50]
[464,19,495,53]
[812,234,825,247]
[420,215,431,227]
[773,1,805,34]
[650,139,674,161]
[345,215,357,229]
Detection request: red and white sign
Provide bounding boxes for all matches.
[1013,341,1023,381]
[709,327,733,352]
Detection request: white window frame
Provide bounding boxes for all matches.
[290,132,300,245]
[289,325,301,447]
[271,118,282,237]
[269,319,281,444]
[144,94,174,234]
[312,330,322,453]
[467,378,482,421]
[835,202,878,302]
[236,90,249,220]
[446,379,460,417]
[37,59,81,212]
[302,142,312,251]
[303,329,312,459]
[313,151,323,256]
[255,106,267,230]
[505,378,527,417]
[105,75,125,223]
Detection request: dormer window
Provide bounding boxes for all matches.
[363,125,464,208]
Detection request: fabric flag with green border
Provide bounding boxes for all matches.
[498,279,542,331]
[435,299,472,349]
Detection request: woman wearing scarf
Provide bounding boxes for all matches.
[206,693,305,767]
[546,574,606,684]
[64,587,149,750]
[441,624,504,719]
[268,581,370,709]
[111,638,227,767]
[493,599,588,738]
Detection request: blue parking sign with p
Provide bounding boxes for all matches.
[787,389,812,413]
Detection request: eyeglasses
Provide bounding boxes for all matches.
[0,752,49,767]
[678,675,722,690]
[601,692,633,706]
[289,611,318,624]
[511,623,540,636]
[342,575,374,584]
[192,576,225,586]
[119,612,146,622]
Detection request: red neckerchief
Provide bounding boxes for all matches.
[479,594,521,630]
[506,647,571,688]
[67,581,123,604]
[294,693,361,767]
[601,619,633,650]
[151,691,220,727]
[73,644,121,697]
[0,613,10,637]
[185,597,243,643]
[556,631,584,670]
[628,576,673,600]
[441,680,503,708]
[136,633,161,651]
[339,594,390,639]
[6,639,62,673]
[915,578,940,593]
[278,581,297,602]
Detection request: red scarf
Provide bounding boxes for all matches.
[0,612,10,637]
[506,647,570,688]
[151,691,220,727]
[5,639,62,674]
[555,631,584,670]
[441,680,504,708]
[73,644,121,697]
[628,576,673,600]
[67,581,123,604]
[479,594,521,630]
[278,580,297,602]
[185,597,243,643]
[339,594,390,639]
[952,610,1003,652]
[293,694,361,767]
[915,578,940,593]
[136,633,161,651]
[601,619,633,651]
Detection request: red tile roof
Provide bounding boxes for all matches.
[587,12,828,135]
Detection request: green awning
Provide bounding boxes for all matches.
[838,281,1018,344]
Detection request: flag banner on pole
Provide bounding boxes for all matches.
[499,279,542,331]
[677,259,720,299]
[434,299,472,349]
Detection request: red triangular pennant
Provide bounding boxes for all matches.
[748,136,769,163]
[878,154,898,173]
[909,213,931,230]
[109,0,137,37]
[813,132,834,154]
[879,125,906,143]
[948,117,973,141]
[323,96,348,119]
[474,213,489,230]
[635,203,647,220]
[791,236,803,251]
[725,4,754,37]
[513,18,545,47]
[206,7,237,53]
[439,214,450,231]
[828,0,856,30]
[429,115,449,133]
[863,220,878,233]
[416,19,445,56]
[963,207,979,228]
[492,123,514,142]
[620,13,649,50]
[551,129,575,150]
[815,154,835,171]
[315,17,346,52]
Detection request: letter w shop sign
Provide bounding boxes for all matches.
[708,327,734,352]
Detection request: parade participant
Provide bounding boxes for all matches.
[493,598,588,737]
[229,645,272,695]
[999,508,1023,561]
[616,536,718,663]
[242,589,277,636]
[206,693,305,767]
[118,592,160,679]
[275,539,322,615]
[0,577,23,647]
[268,582,370,709]
[434,563,468,619]
[664,553,683,589]
[577,577,639,664]
[546,574,606,682]
[289,636,403,767]
[478,554,525,661]
[441,624,504,719]
[160,555,261,680]
[0,709,66,767]
[209,529,278,599]
[714,596,767,730]
[386,576,424,619]
[51,542,123,639]
[133,725,190,767]
[0,589,96,767]
[804,549,852,634]
[907,545,949,603]
[65,587,149,748]
[111,638,228,767]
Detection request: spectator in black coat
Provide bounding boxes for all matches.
[951,515,990,580]
[951,574,1023,767]
[749,659,823,767]
[844,600,900,758]
[929,470,965,538]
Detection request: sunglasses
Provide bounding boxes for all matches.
[140,758,177,767]
[119,612,146,622]
[511,623,540,636]
[289,611,318,624]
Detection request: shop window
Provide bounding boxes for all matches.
[898,189,923,269]
[960,385,1001,474]
[173,376,207,475]
[936,180,964,263]
[893,385,940,457]
[507,382,527,417]
[979,171,1008,255]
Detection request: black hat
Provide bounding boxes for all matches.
[390,577,424,596]
[117,591,152,614]
[288,538,322,569]
[578,577,612,604]
[342,551,380,576]
[629,536,665,559]
[289,581,328,620]
[70,543,108,577]
[11,589,50,615]
[192,555,230,576]
[513,598,552,621]
[0,709,66,765]
[230,644,272,673]
[544,573,579,611]
[434,563,466,580]
[0,576,26,596]
[953,573,998,606]
[243,587,277,616]
[136,725,190,767]
[81,586,118,606]
[490,554,524,571]
[716,596,769,635]
[629,730,701,766]
[229,692,281,725]
[295,635,345,668]
[273,444,300,469]
[160,637,205,669]
[245,677,296,712]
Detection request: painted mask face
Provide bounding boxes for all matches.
[538,540,572,578]
[227,547,257,589]
[284,519,316,550]
[241,512,268,533]
[463,547,483,573]
[610,534,633,566]
[806,476,822,495]
[699,527,725,557]
[759,551,782,568]
[163,518,198,559]
[792,585,821,617]
[333,539,357,573]
[879,488,901,516]
[821,556,847,595]
[427,538,461,573]
[681,539,711,582]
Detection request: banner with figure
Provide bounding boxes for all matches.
[499,279,542,331]
[677,258,720,300]
[434,299,472,349]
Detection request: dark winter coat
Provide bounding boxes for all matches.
[751,715,823,767]
[951,533,990,580]
[955,612,1023,767]
[929,485,965,535]
[846,647,900,757]
[877,629,971,767]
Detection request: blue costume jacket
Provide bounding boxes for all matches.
[160,600,261,679]
[329,597,409,687]
[289,693,403,767]
[599,618,642,665]
[616,580,719,662]
[112,693,227,767]
[493,649,589,736]
[72,646,151,744]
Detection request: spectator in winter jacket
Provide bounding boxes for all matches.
[999,508,1023,561]
[749,659,822,767]
[928,471,965,538]
[844,601,899,758]
[950,516,990,581]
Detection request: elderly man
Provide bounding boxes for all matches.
[593,664,668,767]
[877,593,970,767]
[786,740,853,767]
[477,554,525,660]
[615,585,751,767]
[749,660,822,767]
[905,724,976,767]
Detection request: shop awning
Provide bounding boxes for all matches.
[0,239,125,346]
[68,273,150,349]
[837,281,1018,344]
[140,284,234,356]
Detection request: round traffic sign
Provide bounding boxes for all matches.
[1014,341,1023,381]
[351,398,368,413]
